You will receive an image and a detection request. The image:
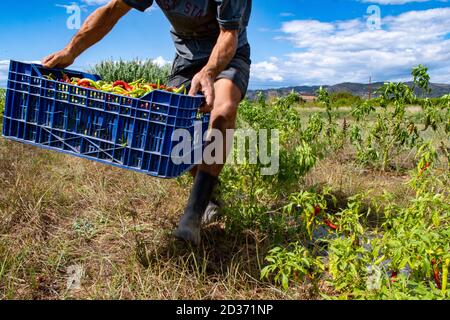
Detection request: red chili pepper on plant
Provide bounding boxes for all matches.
[431,259,442,289]
[313,205,321,216]
[418,162,431,177]
[390,271,398,283]
[323,219,338,230]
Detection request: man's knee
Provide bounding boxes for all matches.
[211,102,238,131]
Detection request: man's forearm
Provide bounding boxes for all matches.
[202,29,239,79]
[187,29,239,109]
[66,0,130,57]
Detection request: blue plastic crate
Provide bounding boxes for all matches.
[1,61,210,178]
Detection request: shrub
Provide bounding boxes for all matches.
[330,92,362,108]
[89,59,171,84]
[0,88,5,117]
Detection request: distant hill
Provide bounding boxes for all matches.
[247,82,450,100]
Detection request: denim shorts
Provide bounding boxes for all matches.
[167,44,251,98]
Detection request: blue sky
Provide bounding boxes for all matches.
[1,0,450,89]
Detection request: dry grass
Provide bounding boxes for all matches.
[0,130,423,300]
[306,147,412,196]
[0,139,294,299]
[1,104,442,300]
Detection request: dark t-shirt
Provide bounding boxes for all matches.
[123,0,251,60]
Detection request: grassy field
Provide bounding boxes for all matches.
[0,65,449,299]
[0,102,447,299]
[0,122,307,300]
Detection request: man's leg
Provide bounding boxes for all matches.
[174,79,242,245]
[198,79,241,176]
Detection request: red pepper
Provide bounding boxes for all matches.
[113,81,133,91]
[324,219,338,230]
[62,73,71,84]
[419,162,431,176]
[390,271,398,283]
[77,79,93,87]
[431,259,442,289]
[313,205,321,216]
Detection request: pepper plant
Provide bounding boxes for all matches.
[349,67,436,170]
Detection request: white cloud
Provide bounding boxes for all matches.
[152,56,171,67]
[81,0,109,5]
[251,60,284,82]
[251,8,450,86]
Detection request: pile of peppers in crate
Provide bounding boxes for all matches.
[46,73,187,98]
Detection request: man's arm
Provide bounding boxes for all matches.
[42,0,131,68]
[189,28,239,112]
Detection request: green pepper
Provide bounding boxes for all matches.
[71,77,80,85]
[173,84,185,94]
[113,86,128,94]
[143,85,154,92]
[101,84,114,92]
[90,80,101,90]
[130,79,145,87]
[128,88,147,98]
[44,73,56,80]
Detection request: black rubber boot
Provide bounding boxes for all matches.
[174,171,218,246]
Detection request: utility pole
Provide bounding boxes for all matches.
[368,76,372,100]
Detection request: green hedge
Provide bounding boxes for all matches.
[88,59,171,84]
[330,92,362,108]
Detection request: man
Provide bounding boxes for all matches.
[42,0,252,246]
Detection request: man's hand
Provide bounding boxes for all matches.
[189,69,216,113]
[188,28,238,113]
[42,48,76,69]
